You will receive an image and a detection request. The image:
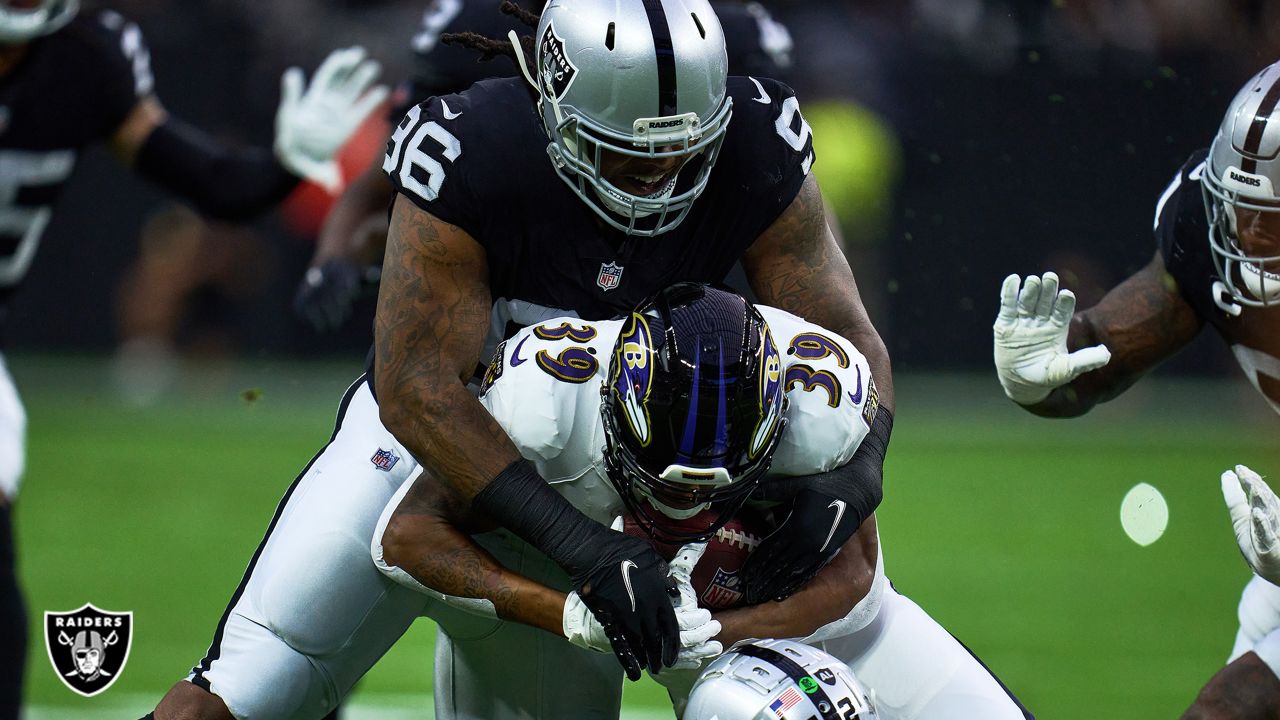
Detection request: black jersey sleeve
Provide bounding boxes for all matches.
[715,76,815,240]
[1154,149,1217,319]
[81,10,156,137]
[384,92,485,238]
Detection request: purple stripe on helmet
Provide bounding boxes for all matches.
[677,341,701,461]
[714,341,728,456]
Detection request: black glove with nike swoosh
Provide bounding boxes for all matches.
[741,409,892,604]
[574,531,680,680]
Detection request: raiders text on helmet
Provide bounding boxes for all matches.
[1202,60,1280,308]
[511,0,733,236]
[601,283,785,543]
[0,0,77,43]
[684,639,879,720]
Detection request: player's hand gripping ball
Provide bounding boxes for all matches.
[624,508,771,609]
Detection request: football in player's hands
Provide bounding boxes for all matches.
[623,508,772,609]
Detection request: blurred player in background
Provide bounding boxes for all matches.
[374,283,1031,719]
[992,61,1280,718]
[0,1,386,716]
[293,0,795,333]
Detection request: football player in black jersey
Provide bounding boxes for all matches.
[293,0,795,332]
[0,2,386,717]
[373,0,893,682]
[993,62,1280,719]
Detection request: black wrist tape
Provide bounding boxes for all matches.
[809,408,892,529]
[472,458,608,580]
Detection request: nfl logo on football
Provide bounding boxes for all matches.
[597,261,623,292]
[44,603,133,697]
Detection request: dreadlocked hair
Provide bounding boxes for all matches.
[441,1,544,88]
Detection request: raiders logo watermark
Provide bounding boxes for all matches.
[538,22,577,100]
[44,603,133,697]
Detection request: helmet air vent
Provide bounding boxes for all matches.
[605,21,615,50]
[691,12,706,39]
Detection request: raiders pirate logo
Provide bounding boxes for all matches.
[44,603,133,697]
[538,22,578,100]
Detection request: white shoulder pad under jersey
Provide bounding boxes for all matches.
[478,318,624,525]
[760,306,876,477]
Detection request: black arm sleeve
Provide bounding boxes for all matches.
[472,458,616,583]
[135,119,300,221]
[755,408,891,529]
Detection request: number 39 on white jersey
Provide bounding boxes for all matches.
[476,305,877,523]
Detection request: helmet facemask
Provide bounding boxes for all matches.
[1202,166,1280,308]
[0,0,77,44]
[601,285,787,544]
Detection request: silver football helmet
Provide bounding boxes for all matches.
[1202,61,1280,308]
[510,0,733,236]
[683,639,878,720]
[0,0,77,44]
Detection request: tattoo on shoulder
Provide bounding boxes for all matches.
[749,178,853,334]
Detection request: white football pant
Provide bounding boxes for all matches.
[187,377,621,720]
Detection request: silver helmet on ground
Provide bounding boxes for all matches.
[513,0,733,236]
[1202,61,1280,308]
[0,0,77,44]
[683,639,878,720]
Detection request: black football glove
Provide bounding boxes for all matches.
[293,258,374,332]
[573,532,679,680]
[740,486,864,604]
[742,409,892,604]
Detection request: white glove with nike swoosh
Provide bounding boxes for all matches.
[993,272,1112,405]
[275,46,389,193]
[1223,465,1280,585]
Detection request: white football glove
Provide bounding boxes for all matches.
[993,272,1112,405]
[274,46,389,193]
[666,540,723,670]
[1222,465,1280,585]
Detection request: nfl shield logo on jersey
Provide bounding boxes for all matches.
[44,603,133,697]
[371,448,400,472]
[597,262,624,292]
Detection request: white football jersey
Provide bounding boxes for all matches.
[478,306,877,524]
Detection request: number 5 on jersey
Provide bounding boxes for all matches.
[384,104,462,201]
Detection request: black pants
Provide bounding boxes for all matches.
[0,502,25,720]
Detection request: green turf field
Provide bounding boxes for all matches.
[10,355,1278,719]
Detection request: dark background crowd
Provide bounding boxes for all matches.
[13,0,1280,376]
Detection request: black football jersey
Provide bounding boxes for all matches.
[393,0,790,117]
[0,9,152,343]
[1155,149,1280,413]
[385,75,812,329]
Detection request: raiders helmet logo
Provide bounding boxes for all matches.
[44,603,133,697]
[538,23,578,100]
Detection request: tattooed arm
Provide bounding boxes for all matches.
[738,174,893,603]
[1026,251,1203,418]
[378,469,566,635]
[743,173,894,412]
[374,195,525,497]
